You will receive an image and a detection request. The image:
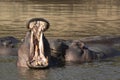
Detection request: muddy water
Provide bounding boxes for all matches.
[0,0,120,80]
[0,56,120,80]
[0,0,120,39]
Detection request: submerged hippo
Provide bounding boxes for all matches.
[49,39,95,63]
[65,40,120,63]
[17,18,50,69]
[48,38,120,64]
[65,40,93,63]
[0,36,20,48]
[0,36,19,56]
[47,39,69,66]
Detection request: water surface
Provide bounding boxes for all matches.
[0,56,120,80]
[0,0,120,39]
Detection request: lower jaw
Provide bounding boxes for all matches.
[26,60,49,69]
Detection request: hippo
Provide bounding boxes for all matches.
[48,39,95,63]
[0,36,20,48]
[47,39,69,66]
[48,38,120,64]
[17,18,50,69]
[0,36,19,56]
[65,40,93,63]
[65,40,120,64]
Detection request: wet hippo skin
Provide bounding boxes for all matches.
[0,36,20,48]
[65,38,120,63]
[47,38,120,64]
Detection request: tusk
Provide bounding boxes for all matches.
[39,31,45,59]
[39,32,44,55]
[30,31,34,59]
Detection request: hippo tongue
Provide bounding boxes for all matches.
[39,32,45,60]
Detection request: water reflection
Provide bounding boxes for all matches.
[18,67,49,80]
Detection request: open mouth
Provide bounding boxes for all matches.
[27,21,49,69]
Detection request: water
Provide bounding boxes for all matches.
[0,0,120,80]
[0,56,120,80]
[0,0,120,39]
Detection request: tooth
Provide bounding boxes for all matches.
[38,61,42,66]
[30,31,34,60]
[38,25,49,66]
[32,45,38,64]
[39,32,45,58]
[37,21,42,39]
[35,61,38,66]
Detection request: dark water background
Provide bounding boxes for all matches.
[0,0,120,80]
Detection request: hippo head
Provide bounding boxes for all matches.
[26,18,50,69]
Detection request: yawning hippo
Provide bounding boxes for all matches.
[17,18,50,69]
